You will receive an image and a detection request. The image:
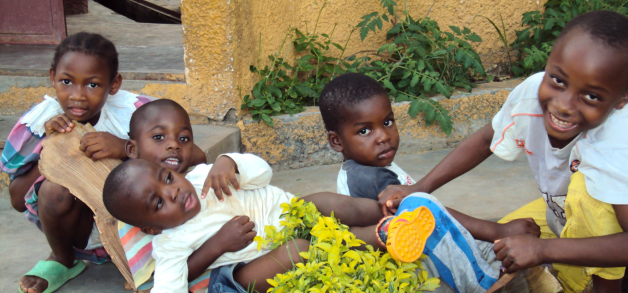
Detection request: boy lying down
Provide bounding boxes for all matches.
[103,155,435,293]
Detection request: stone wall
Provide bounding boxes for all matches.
[238,78,523,170]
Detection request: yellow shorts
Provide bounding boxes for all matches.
[499,172,624,293]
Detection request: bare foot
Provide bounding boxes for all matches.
[19,274,48,293]
[19,254,72,293]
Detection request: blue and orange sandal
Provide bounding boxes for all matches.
[383,206,435,263]
[18,260,86,293]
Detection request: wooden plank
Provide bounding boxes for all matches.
[39,123,137,291]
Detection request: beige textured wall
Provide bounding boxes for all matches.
[230,0,545,112]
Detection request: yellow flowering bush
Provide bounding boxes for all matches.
[254,197,440,293]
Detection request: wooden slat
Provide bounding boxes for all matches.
[39,123,137,291]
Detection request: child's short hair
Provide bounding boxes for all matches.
[319,73,388,132]
[557,10,628,51]
[103,160,135,224]
[129,99,190,140]
[51,32,119,81]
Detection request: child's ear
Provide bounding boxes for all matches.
[141,226,162,235]
[109,73,123,96]
[328,131,343,152]
[615,91,628,110]
[49,68,56,86]
[126,140,139,159]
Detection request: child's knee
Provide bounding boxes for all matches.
[39,180,76,214]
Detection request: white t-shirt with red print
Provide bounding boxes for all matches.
[490,72,581,236]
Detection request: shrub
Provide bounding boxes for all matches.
[242,0,487,135]
[241,3,359,126]
[355,0,486,134]
[255,198,440,293]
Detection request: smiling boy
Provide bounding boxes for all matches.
[126,99,206,174]
[378,10,628,292]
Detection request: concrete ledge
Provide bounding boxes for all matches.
[192,124,241,163]
[238,78,524,171]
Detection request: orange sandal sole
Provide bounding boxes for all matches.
[386,206,435,263]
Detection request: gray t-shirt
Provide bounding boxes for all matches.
[337,160,415,200]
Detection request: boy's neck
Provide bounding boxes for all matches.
[548,134,578,150]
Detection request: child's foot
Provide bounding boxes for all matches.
[19,256,54,293]
[20,275,48,293]
[376,206,435,263]
[18,254,86,293]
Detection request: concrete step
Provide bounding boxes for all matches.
[192,124,241,163]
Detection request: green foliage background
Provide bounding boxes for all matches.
[242,0,488,134]
[503,0,628,76]
[242,0,628,134]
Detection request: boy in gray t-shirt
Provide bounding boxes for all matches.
[319,73,542,292]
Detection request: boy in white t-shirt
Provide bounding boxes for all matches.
[104,156,444,293]
[379,10,628,292]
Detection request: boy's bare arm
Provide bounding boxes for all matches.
[378,124,495,216]
[495,205,628,273]
[8,162,41,212]
[187,216,256,281]
[201,155,239,201]
[447,208,540,242]
[303,192,384,227]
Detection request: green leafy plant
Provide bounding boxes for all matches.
[255,198,440,293]
[242,3,358,126]
[474,13,510,80]
[510,0,628,76]
[355,0,486,134]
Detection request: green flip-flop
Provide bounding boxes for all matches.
[18,260,86,293]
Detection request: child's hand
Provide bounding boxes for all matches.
[216,216,257,253]
[201,156,240,201]
[378,185,418,216]
[79,132,127,161]
[44,114,74,136]
[493,235,546,273]
[495,218,541,240]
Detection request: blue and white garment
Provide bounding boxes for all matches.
[337,161,499,292]
[397,194,499,293]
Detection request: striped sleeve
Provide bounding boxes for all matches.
[0,116,45,178]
